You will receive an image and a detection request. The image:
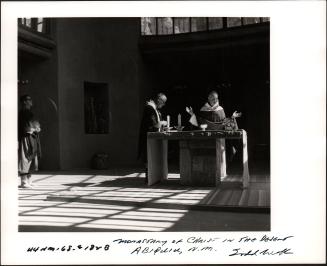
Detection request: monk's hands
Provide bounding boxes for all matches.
[232,111,242,118]
[186,106,194,116]
[160,121,168,127]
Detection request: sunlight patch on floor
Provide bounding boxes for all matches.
[20,215,89,224]
[138,208,189,213]
[167,173,180,179]
[75,223,164,231]
[18,171,269,231]
[185,190,212,193]
[154,198,202,204]
[19,200,63,207]
[116,210,186,218]
[78,219,174,232]
[18,173,207,231]
[80,196,153,202]
[22,209,120,218]
[19,195,52,200]
[167,194,207,199]
[95,191,167,198]
[53,203,134,211]
[122,173,146,177]
[20,220,74,226]
[111,214,181,222]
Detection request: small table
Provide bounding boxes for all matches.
[147,129,250,188]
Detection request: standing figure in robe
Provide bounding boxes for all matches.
[186,90,242,164]
[18,95,42,188]
[187,90,241,130]
[138,93,168,183]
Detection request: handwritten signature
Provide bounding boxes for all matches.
[229,248,293,256]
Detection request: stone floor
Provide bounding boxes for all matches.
[18,167,270,232]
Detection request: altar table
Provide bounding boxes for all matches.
[147,129,250,188]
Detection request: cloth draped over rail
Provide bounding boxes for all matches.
[138,100,163,163]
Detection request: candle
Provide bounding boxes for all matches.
[167,115,170,128]
[178,114,181,127]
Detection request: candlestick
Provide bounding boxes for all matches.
[167,115,170,128]
[178,114,181,127]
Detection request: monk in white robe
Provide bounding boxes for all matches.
[187,90,242,164]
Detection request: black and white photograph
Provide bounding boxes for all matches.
[1,1,326,265]
[16,16,270,232]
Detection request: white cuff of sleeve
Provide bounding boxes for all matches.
[189,114,198,127]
